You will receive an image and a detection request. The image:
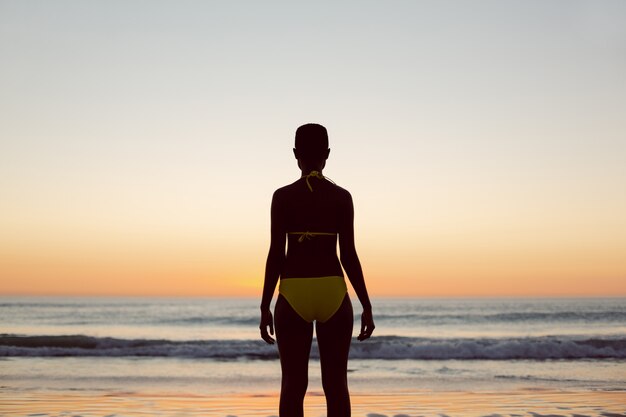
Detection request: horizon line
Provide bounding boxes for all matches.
[1,293,625,299]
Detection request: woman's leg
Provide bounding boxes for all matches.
[315,294,353,417]
[274,293,314,417]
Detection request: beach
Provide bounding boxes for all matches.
[1,296,625,416]
[3,388,626,417]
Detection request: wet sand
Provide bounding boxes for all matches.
[1,388,625,417]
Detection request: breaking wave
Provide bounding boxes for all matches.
[1,334,625,360]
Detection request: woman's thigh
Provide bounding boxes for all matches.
[274,294,314,373]
[315,294,353,370]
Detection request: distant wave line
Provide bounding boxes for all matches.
[3,311,625,327]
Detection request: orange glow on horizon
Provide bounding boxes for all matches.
[2,232,624,297]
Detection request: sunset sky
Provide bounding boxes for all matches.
[1,1,625,297]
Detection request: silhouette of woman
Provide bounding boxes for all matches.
[260,123,375,417]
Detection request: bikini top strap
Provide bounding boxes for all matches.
[301,170,336,192]
[288,231,337,243]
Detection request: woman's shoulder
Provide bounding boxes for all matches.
[272,179,302,197]
[332,182,351,197]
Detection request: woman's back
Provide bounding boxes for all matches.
[274,175,350,278]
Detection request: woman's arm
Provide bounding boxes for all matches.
[338,191,375,341]
[259,191,286,344]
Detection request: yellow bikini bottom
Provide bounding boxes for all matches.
[279,276,348,323]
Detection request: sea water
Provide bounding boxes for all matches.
[1,296,625,395]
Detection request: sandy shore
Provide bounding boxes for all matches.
[1,389,625,417]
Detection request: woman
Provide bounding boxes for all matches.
[259,123,375,417]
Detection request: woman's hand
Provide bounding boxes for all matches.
[259,308,275,344]
[357,308,375,341]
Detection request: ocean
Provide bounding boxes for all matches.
[1,296,625,416]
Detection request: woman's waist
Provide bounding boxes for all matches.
[282,258,343,277]
[279,275,347,292]
[280,275,344,281]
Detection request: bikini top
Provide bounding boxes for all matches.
[289,231,337,243]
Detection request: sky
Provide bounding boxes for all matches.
[1,1,625,297]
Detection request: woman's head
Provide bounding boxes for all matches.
[293,123,330,168]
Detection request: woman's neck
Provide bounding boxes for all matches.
[299,161,325,176]
[301,168,323,177]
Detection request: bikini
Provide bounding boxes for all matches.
[278,171,348,323]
